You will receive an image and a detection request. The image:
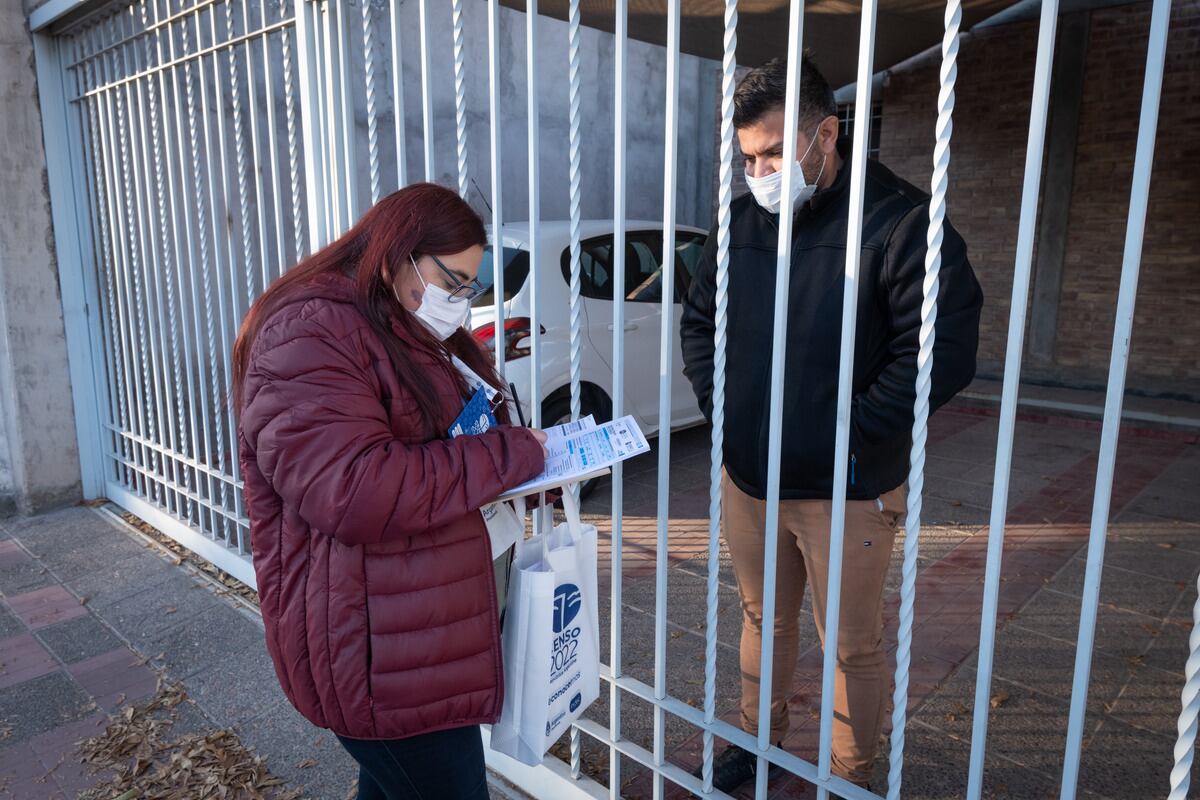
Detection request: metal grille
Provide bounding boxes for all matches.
[56,0,307,583]
[29,0,1193,797]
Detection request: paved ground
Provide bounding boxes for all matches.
[0,396,1196,799]
[575,402,1200,799]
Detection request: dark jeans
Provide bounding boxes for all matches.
[336,725,489,800]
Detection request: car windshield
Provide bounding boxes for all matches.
[472,246,529,308]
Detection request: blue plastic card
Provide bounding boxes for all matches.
[448,385,498,438]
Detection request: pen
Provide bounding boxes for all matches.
[509,382,528,428]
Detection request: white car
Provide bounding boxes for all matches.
[469,220,709,440]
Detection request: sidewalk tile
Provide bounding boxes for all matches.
[0,672,93,745]
[34,614,123,665]
[26,712,107,764]
[0,546,54,596]
[5,586,88,631]
[0,634,57,691]
[67,647,159,711]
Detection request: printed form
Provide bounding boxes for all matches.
[499,415,650,500]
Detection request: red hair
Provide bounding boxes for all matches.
[232,183,503,439]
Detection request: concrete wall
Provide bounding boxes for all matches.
[0,0,82,516]
[345,0,721,229]
[878,0,1200,400]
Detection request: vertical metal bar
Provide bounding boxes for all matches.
[451,0,468,198]
[219,1,251,550]
[815,2,878,796]
[226,0,258,311]
[178,6,221,538]
[1171,573,1200,800]
[259,3,289,277]
[130,2,180,515]
[97,19,149,501]
[279,0,306,262]
[333,0,358,224]
[143,0,196,521]
[652,0,681,795]
[758,1,808,795]
[487,0,506,383]
[566,0,582,428]
[703,0,737,790]
[526,0,541,430]
[76,29,131,489]
[887,2,960,796]
[390,0,408,189]
[318,1,343,237]
[609,0,628,794]
[295,0,326,251]
[1060,1,1170,796]
[362,0,382,205]
[41,27,110,498]
[237,0,271,292]
[203,2,242,544]
[965,3,1058,795]
[120,7,168,507]
[418,0,435,180]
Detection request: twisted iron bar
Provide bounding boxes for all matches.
[280,0,305,259]
[887,2,958,797]
[1169,574,1200,799]
[702,0,737,792]
[114,32,160,504]
[452,0,469,198]
[362,0,382,204]
[225,0,255,305]
[180,13,229,538]
[140,0,192,517]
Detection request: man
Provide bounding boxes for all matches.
[681,57,982,792]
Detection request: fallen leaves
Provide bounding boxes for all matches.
[989,690,1010,709]
[295,759,317,769]
[76,679,302,800]
[118,511,260,608]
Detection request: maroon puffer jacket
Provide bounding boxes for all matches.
[237,273,544,740]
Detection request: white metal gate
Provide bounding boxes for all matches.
[28,0,1196,798]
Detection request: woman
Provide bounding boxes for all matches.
[234,183,548,799]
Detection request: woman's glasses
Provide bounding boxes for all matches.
[428,254,486,302]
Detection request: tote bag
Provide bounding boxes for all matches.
[489,487,600,765]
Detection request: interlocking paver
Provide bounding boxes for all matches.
[0,633,57,691]
[4,586,88,631]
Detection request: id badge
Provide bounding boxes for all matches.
[481,500,524,559]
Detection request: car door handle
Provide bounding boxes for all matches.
[607,322,639,331]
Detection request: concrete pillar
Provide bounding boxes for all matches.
[0,4,82,516]
[1028,11,1090,364]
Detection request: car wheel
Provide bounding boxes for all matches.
[541,390,611,500]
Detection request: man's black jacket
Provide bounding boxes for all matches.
[680,141,983,501]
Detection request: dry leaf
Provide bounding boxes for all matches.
[295,759,317,769]
[1158,543,1176,549]
[164,607,177,615]
[989,691,1010,709]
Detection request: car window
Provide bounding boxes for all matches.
[560,231,706,304]
[472,246,530,308]
[562,236,618,300]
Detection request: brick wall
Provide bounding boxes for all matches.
[878,1,1200,399]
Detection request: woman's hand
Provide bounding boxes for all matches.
[528,428,549,457]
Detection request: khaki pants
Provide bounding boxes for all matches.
[722,473,905,784]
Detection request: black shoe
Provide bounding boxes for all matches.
[690,743,784,795]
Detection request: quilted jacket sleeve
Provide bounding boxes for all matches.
[239,312,546,547]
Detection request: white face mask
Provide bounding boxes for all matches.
[399,254,471,340]
[744,128,826,214]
